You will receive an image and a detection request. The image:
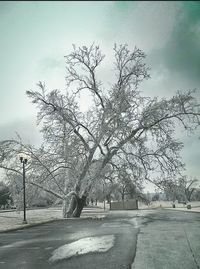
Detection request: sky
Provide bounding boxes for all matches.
[0,1,200,192]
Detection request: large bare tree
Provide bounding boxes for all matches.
[1,44,200,217]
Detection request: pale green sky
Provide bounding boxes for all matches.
[0,1,200,190]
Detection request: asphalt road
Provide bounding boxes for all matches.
[0,210,141,269]
[0,209,200,269]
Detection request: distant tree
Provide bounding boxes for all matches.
[191,189,200,201]
[0,181,12,209]
[178,176,199,202]
[163,181,180,202]
[152,193,159,201]
[163,176,199,202]
[0,44,200,217]
[137,192,151,205]
[114,164,142,201]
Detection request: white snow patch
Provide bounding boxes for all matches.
[49,235,115,262]
[0,241,27,249]
[101,222,132,228]
[129,218,140,228]
[0,238,60,249]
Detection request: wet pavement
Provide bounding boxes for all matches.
[0,209,200,269]
[0,210,139,269]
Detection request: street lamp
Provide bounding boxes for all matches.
[102,181,105,211]
[19,153,28,224]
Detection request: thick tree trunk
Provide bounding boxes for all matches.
[62,196,70,218]
[66,195,87,218]
[72,196,87,217]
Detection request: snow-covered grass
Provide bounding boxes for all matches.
[0,207,63,232]
[49,235,115,262]
[0,207,108,232]
[139,201,200,209]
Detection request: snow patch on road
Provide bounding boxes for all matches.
[129,218,140,228]
[101,222,132,228]
[0,240,27,249]
[49,235,115,262]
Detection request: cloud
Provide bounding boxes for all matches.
[0,117,42,146]
[103,2,181,52]
[146,1,200,96]
[163,2,200,79]
[181,134,200,177]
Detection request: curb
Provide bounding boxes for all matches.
[163,208,200,214]
[0,218,60,233]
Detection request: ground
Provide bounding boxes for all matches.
[0,205,200,269]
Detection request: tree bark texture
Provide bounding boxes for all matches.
[66,195,87,218]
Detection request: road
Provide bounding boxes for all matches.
[0,209,200,269]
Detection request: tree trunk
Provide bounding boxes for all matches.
[73,196,87,217]
[66,195,87,218]
[62,196,70,218]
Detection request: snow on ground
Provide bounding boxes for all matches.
[49,235,115,262]
[0,208,63,232]
[139,201,200,209]
[0,207,107,232]
[0,203,199,233]
[129,218,139,228]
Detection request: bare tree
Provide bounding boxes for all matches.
[177,176,199,202]
[163,176,199,203]
[0,138,75,215]
[1,44,200,217]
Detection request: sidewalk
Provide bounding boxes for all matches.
[139,201,200,213]
[132,211,200,269]
[164,206,200,213]
[0,206,108,233]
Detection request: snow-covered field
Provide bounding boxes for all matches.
[139,201,200,209]
[0,208,63,232]
[0,207,107,232]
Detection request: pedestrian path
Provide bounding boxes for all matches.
[139,201,200,213]
[132,209,200,269]
[164,206,200,213]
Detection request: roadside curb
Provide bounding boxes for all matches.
[0,218,60,233]
[163,208,200,214]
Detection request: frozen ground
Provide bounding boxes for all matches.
[139,200,200,211]
[0,206,200,269]
[0,201,199,233]
[0,206,108,232]
[0,207,62,232]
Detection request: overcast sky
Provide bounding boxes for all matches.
[0,1,199,191]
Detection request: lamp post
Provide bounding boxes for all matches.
[102,181,105,211]
[19,154,28,224]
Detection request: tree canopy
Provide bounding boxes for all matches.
[0,44,200,217]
